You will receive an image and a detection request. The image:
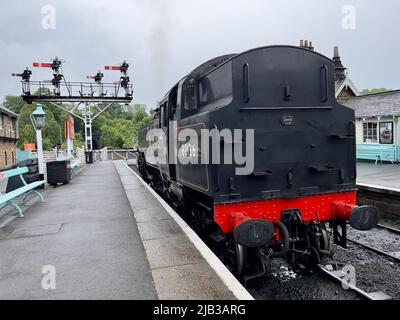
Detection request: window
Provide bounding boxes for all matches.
[363,122,378,143]
[0,113,3,129]
[379,122,394,144]
[160,104,168,127]
[183,77,199,111]
[5,151,7,167]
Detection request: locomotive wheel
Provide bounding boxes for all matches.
[188,206,204,235]
[223,238,246,276]
[319,224,331,253]
[308,224,331,265]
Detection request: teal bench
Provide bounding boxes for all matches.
[356,144,397,164]
[71,159,81,176]
[0,167,45,218]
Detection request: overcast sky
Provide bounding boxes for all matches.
[1,0,399,109]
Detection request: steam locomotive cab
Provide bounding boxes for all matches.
[138,46,379,277]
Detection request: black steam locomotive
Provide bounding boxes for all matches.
[137,45,379,277]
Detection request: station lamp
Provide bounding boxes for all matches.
[30,104,47,130]
[30,104,47,180]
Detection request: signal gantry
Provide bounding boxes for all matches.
[13,58,134,158]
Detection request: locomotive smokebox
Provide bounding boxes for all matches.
[332,202,380,231]
[233,220,274,248]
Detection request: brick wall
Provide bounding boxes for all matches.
[0,141,17,169]
[0,111,18,170]
[337,87,355,104]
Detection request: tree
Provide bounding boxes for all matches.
[3,94,153,151]
[93,104,152,149]
[3,95,26,114]
[15,104,63,150]
[17,104,36,147]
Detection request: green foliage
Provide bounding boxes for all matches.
[94,104,152,148]
[15,102,62,150]
[360,88,392,95]
[17,104,36,147]
[3,96,26,114]
[73,132,85,149]
[3,94,153,151]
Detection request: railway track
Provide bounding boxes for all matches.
[346,224,400,262]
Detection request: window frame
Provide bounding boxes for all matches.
[362,122,378,144]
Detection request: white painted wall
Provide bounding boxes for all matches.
[355,120,363,145]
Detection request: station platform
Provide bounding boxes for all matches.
[0,160,251,300]
[357,161,400,191]
[356,161,400,216]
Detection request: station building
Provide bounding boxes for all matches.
[0,104,18,169]
[329,45,400,163]
[344,91,400,163]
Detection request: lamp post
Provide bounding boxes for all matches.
[30,104,47,180]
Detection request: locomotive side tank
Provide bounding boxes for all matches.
[138,46,379,276]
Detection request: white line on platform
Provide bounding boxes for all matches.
[122,162,254,301]
[357,183,400,193]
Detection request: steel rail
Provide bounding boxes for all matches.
[346,237,400,262]
[377,224,400,235]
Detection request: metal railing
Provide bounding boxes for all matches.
[107,149,137,161]
[22,80,133,101]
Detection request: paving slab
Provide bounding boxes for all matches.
[357,161,400,190]
[137,219,183,241]
[114,161,253,300]
[7,223,62,239]
[144,235,204,269]
[152,263,236,300]
[134,207,172,223]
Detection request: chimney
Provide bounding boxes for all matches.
[333,46,340,58]
[333,46,347,81]
[299,39,314,51]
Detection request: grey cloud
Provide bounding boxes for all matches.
[1,0,400,109]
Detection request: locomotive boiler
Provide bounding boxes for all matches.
[137,45,380,278]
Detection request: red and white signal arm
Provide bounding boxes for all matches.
[33,62,52,68]
[104,65,121,71]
